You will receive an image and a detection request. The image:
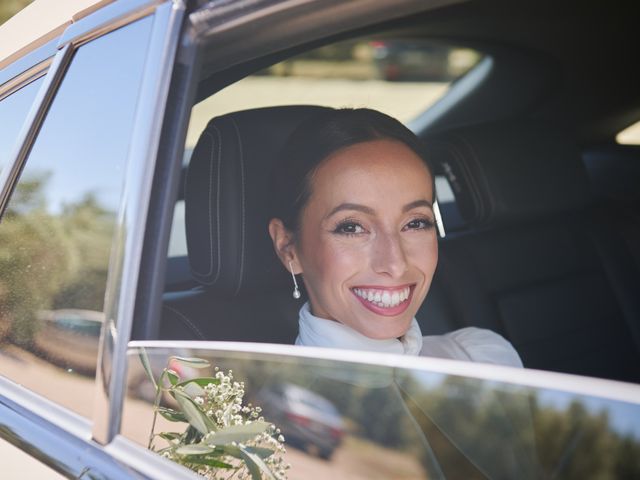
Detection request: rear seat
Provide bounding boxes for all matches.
[419,122,640,382]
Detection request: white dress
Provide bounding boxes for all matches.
[295,302,523,368]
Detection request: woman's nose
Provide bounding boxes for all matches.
[371,231,408,278]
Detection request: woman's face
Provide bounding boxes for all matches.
[293,139,438,339]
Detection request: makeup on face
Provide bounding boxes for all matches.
[292,139,438,340]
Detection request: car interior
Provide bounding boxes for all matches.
[153,0,640,384]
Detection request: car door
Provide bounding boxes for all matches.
[0,1,199,478]
[122,342,640,479]
[109,0,640,479]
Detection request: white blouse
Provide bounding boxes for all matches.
[295,302,523,368]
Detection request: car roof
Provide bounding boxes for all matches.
[0,0,110,70]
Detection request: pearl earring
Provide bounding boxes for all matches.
[289,261,301,299]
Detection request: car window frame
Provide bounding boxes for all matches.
[0,0,189,478]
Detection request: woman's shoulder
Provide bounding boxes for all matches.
[421,327,523,368]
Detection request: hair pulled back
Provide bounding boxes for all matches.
[269,107,433,233]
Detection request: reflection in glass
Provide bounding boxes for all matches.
[0,77,43,175]
[0,16,153,418]
[124,348,640,480]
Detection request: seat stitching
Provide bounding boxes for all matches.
[163,304,206,340]
[189,130,220,280]
[231,117,246,296]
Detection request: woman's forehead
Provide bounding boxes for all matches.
[310,139,433,206]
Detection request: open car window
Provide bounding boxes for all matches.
[166,37,481,264]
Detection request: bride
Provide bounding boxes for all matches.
[268,107,521,367]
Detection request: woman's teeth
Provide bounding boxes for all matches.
[353,287,411,308]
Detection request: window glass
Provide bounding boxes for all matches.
[616,120,640,144]
[124,347,640,479]
[0,77,43,176]
[0,16,153,418]
[185,38,481,151]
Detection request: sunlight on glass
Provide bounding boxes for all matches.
[617,120,640,144]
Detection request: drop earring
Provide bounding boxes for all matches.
[289,261,301,299]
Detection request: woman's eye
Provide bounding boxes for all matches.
[404,218,434,231]
[334,222,366,235]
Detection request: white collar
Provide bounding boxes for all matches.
[295,302,423,355]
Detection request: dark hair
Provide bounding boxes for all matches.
[270,107,434,233]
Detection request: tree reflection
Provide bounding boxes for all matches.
[0,174,114,349]
[219,358,640,479]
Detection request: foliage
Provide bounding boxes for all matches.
[0,175,114,345]
[144,353,289,480]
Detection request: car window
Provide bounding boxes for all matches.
[166,38,480,262]
[617,120,640,144]
[185,38,480,151]
[0,16,153,418]
[0,77,43,176]
[123,345,640,479]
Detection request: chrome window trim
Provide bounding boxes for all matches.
[0,383,151,479]
[59,0,162,50]
[0,37,58,90]
[0,60,49,102]
[93,0,186,445]
[105,435,203,480]
[0,375,91,440]
[129,340,640,406]
[0,43,73,217]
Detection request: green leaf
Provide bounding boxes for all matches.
[175,377,220,389]
[182,456,234,469]
[240,447,277,480]
[182,382,205,399]
[158,432,182,442]
[173,390,216,435]
[245,446,276,459]
[220,445,243,459]
[157,407,187,423]
[205,421,270,446]
[138,349,157,390]
[166,369,179,386]
[170,356,211,368]
[175,444,214,455]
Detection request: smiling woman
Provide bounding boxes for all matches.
[267,108,522,366]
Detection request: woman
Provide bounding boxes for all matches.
[268,108,521,367]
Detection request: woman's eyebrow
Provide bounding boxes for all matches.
[326,203,375,218]
[326,199,432,219]
[402,199,433,212]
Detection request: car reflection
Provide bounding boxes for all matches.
[33,309,103,374]
[256,382,345,460]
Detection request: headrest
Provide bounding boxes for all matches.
[185,105,331,296]
[423,121,594,227]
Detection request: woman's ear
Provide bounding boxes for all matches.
[268,218,301,273]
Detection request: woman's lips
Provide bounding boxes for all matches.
[351,285,415,317]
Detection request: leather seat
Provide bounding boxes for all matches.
[162,106,326,342]
[423,121,640,382]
